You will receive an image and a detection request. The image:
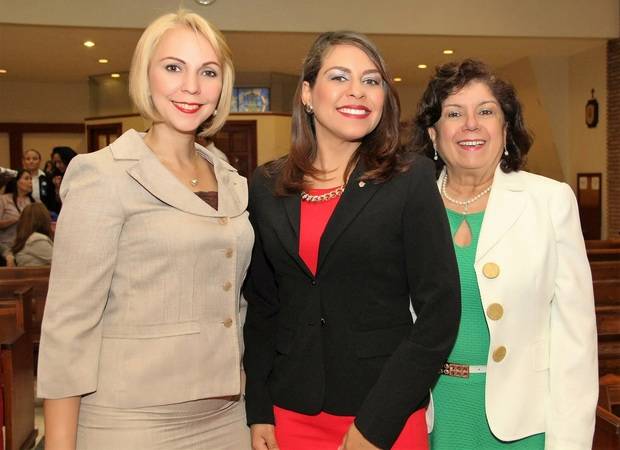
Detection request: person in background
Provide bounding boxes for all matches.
[0,169,35,251]
[243,31,460,450]
[23,148,59,213]
[44,160,55,177]
[50,146,77,209]
[37,10,252,450]
[11,202,53,266]
[408,59,597,450]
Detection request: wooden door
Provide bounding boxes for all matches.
[577,173,602,240]
[87,123,122,152]
[210,120,257,179]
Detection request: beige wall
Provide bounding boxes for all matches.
[23,133,86,157]
[231,115,291,164]
[0,133,10,169]
[568,45,608,237]
[4,0,617,38]
[83,114,291,164]
[0,80,89,123]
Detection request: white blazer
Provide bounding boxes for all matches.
[436,165,598,450]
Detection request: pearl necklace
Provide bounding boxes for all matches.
[441,173,492,215]
[300,184,345,202]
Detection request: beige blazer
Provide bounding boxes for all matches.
[37,129,254,408]
[435,166,598,450]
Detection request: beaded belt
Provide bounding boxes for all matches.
[440,362,487,378]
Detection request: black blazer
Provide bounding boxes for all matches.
[243,156,460,448]
[37,173,59,213]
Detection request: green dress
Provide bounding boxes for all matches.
[430,209,545,450]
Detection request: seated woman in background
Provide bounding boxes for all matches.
[23,148,59,213]
[0,170,35,250]
[11,203,53,266]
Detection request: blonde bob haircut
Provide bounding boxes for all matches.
[129,10,234,137]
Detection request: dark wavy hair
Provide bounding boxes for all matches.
[407,59,532,173]
[5,169,35,211]
[269,31,408,195]
[51,146,78,173]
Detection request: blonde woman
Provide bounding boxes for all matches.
[38,10,253,450]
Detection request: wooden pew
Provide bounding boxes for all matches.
[589,248,620,262]
[587,239,620,250]
[0,267,50,346]
[0,311,36,450]
[0,287,33,341]
[591,261,620,281]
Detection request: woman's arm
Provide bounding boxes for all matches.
[0,199,17,229]
[43,397,81,450]
[546,183,598,450]
[37,154,124,443]
[243,172,280,428]
[354,158,461,449]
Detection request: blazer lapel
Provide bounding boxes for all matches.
[280,193,314,278]
[316,160,381,273]
[475,166,526,263]
[112,129,238,218]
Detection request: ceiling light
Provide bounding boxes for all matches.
[443,49,454,55]
[417,64,428,69]
[98,58,109,64]
[83,40,95,48]
[393,77,402,82]
[110,73,120,78]
[195,0,216,4]
[0,69,7,74]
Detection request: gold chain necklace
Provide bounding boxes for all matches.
[300,184,345,202]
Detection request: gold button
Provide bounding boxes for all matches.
[486,303,504,321]
[492,346,507,362]
[482,262,500,279]
[225,248,234,258]
[223,318,233,328]
[218,217,229,225]
[223,281,232,291]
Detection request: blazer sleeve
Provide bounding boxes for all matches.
[355,158,461,448]
[37,154,125,399]
[546,183,598,450]
[243,171,279,425]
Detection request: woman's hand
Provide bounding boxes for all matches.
[339,423,381,450]
[250,424,280,450]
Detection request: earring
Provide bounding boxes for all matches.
[433,147,439,161]
[304,104,314,115]
[503,145,509,157]
[212,109,218,117]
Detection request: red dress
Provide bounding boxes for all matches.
[273,188,428,450]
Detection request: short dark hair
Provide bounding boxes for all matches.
[408,59,532,173]
[271,31,407,194]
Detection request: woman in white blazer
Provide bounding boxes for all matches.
[37,11,253,450]
[408,59,598,450]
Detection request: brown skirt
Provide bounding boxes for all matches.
[77,396,251,450]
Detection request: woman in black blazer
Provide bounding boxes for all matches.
[243,31,460,450]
